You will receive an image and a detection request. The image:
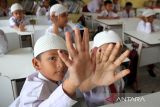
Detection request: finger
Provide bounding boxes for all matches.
[74,28,83,52]
[58,50,72,67]
[114,50,130,67]
[96,48,102,64]
[65,32,77,57]
[102,44,113,62]
[107,43,121,62]
[114,69,130,82]
[83,28,89,52]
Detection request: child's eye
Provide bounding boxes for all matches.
[48,56,57,61]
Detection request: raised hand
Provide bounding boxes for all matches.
[91,43,130,86]
[58,28,94,88]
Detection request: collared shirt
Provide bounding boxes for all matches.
[137,20,160,33]
[9,16,29,27]
[83,78,124,107]
[9,72,77,107]
[45,24,74,41]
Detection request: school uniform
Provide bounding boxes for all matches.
[0,30,8,54]
[36,6,50,16]
[87,0,103,13]
[83,78,124,107]
[98,10,118,18]
[9,72,77,107]
[45,24,74,41]
[137,20,160,33]
[119,10,135,18]
[9,16,29,28]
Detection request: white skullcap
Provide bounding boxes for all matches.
[34,34,67,57]
[11,3,23,13]
[92,30,122,48]
[142,9,155,17]
[50,4,67,16]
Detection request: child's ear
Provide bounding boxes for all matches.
[32,58,41,71]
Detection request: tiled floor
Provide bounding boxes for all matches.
[125,63,160,93]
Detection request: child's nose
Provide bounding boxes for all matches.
[57,58,65,69]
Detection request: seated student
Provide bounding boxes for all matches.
[137,9,160,77]
[112,0,121,13]
[82,30,129,107]
[97,0,119,19]
[119,2,135,18]
[137,9,160,33]
[82,0,103,13]
[10,28,130,107]
[0,29,8,55]
[36,0,50,16]
[9,3,29,31]
[46,4,74,40]
[0,0,10,17]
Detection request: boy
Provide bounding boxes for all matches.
[83,30,126,107]
[45,4,74,40]
[36,0,50,16]
[97,0,119,19]
[9,3,29,31]
[137,9,160,77]
[10,28,130,107]
[137,9,160,33]
[120,2,135,18]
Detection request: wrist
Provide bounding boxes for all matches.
[62,79,78,98]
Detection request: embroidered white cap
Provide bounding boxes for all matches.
[92,30,122,48]
[34,34,67,57]
[142,9,155,17]
[11,3,23,13]
[50,4,67,16]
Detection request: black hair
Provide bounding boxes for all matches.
[104,0,112,6]
[125,2,132,7]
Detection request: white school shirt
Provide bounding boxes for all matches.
[9,16,29,27]
[87,0,103,13]
[45,24,74,41]
[83,78,124,107]
[98,10,118,18]
[119,10,135,18]
[9,72,77,107]
[83,67,124,107]
[137,20,160,34]
[36,6,50,16]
